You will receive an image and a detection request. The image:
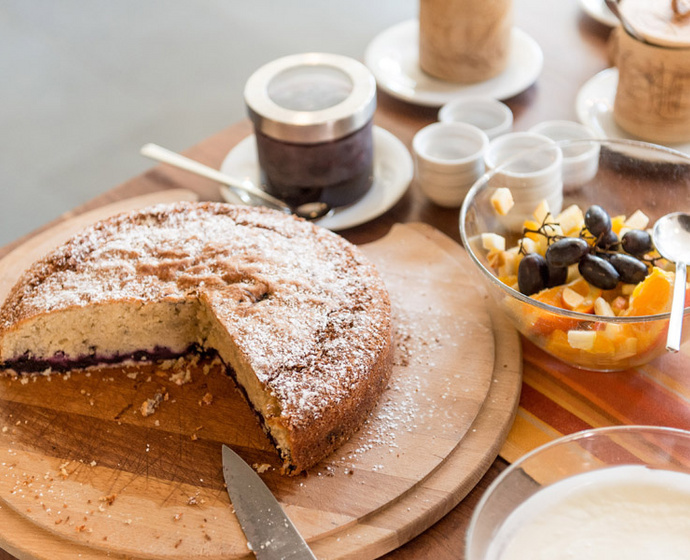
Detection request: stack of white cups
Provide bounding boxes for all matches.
[438,96,514,140]
[528,120,599,191]
[413,96,598,219]
[413,97,515,209]
[412,122,489,208]
[483,132,564,231]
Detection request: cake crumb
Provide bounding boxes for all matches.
[58,461,71,478]
[199,392,213,406]
[140,392,164,417]
[253,463,271,474]
[187,493,205,506]
[169,369,192,386]
[99,494,117,506]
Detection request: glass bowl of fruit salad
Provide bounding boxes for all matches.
[460,138,690,371]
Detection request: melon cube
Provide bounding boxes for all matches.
[490,188,514,216]
[567,330,596,350]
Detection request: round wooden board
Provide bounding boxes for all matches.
[0,195,521,560]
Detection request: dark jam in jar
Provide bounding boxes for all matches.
[245,53,377,210]
[255,120,374,208]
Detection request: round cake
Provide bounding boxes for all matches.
[0,202,393,474]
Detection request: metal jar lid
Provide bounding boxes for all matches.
[244,52,377,144]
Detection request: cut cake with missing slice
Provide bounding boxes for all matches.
[0,202,393,474]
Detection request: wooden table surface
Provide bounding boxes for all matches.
[2,1,677,559]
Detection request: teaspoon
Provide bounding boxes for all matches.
[140,143,332,221]
[652,212,690,353]
[604,0,647,43]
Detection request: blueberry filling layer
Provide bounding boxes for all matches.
[1,343,293,469]
[0,343,214,373]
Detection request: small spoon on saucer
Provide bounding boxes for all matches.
[652,212,690,353]
[140,143,332,221]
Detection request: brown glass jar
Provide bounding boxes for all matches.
[244,53,377,208]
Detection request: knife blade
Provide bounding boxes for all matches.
[222,445,318,560]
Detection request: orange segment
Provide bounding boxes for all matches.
[531,278,602,314]
[617,267,678,357]
[522,219,543,243]
[611,215,626,236]
[528,279,597,336]
[498,273,517,284]
[531,284,565,307]
[623,267,674,317]
[591,332,616,354]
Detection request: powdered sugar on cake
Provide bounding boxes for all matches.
[0,202,393,473]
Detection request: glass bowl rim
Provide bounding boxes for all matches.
[466,424,690,550]
[459,137,690,324]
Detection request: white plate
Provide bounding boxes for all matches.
[364,20,543,107]
[579,0,619,27]
[219,126,413,231]
[575,67,690,154]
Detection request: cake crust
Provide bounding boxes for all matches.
[0,202,393,474]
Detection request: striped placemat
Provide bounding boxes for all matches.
[500,340,690,464]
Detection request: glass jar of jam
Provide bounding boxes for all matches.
[244,53,377,209]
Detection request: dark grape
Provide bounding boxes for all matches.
[585,205,612,237]
[546,264,568,288]
[621,229,653,257]
[596,229,619,250]
[607,253,649,284]
[545,237,589,268]
[578,253,620,290]
[518,253,549,296]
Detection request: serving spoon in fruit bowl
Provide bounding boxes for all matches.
[652,212,690,353]
[140,143,332,221]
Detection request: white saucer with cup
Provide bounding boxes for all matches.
[412,122,489,208]
[438,96,513,140]
[484,131,563,230]
[529,120,600,191]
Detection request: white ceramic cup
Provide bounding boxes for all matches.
[413,122,489,208]
[529,120,600,191]
[438,97,514,140]
[484,132,563,230]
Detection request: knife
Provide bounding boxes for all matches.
[222,444,318,560]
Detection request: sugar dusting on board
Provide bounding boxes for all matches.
[320,289,471,476]
[0,214,499,557]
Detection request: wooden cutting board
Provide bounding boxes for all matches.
[0,193,521,560]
